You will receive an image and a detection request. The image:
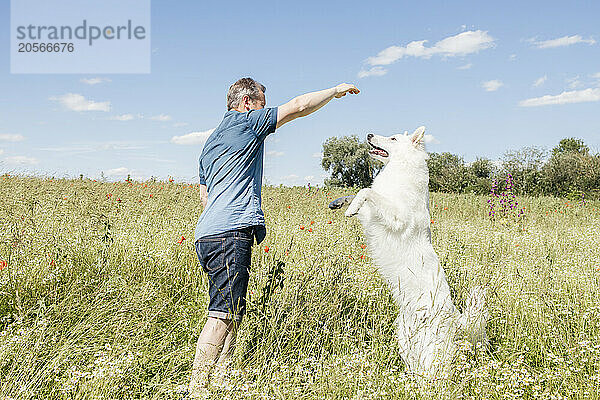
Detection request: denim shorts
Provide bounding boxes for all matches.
[195,226,258,321]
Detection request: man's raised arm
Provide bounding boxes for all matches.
[276,83,359,128]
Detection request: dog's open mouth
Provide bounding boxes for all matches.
[368,140,389,158]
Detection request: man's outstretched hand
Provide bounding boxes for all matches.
[335,83,360,98]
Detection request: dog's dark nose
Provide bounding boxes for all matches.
[367,133,374,140]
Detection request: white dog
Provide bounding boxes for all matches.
[344,127,488,381]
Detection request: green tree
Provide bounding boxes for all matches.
[552,137,589,157]
[501,146,547,195]
[542,139,599,197]
[427,152,475,193]
[321,135,382,188]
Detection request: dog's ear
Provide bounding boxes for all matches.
[410,126,426,146]
[403,130,409,136]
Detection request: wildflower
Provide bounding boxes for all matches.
[149,194,153,198]
[178,236,185,244]
[116,198,121,203]
[287,205,291,209]
[264,246,270,253]
[0,260,7,271]
[300,226,305,230]
[106,193,112,199]
[360,255,365,260]
[443,207,448,210]
[327,220,332,224]
[310,220,315,225]
[308,228,313,232]
[360,244,366,249]
[430,219,435,224]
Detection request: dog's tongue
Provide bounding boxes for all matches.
[371,149,387,157]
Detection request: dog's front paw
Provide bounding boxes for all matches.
[344,207,358,217]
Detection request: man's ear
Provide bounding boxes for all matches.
[242,95,251,111]
[410,126,426,146]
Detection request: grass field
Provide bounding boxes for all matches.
[1,175,600,399]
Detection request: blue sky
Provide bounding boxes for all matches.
[1,0,599,185]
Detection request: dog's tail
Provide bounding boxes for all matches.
[458,286,489,347]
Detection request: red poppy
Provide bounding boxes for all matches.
[116,198,121,202]
[287,206,291,209]
[327,220,332,224]
[264,246,269,253]
[308,228,313,232]
[360,244,366,249]
[310,220,315,225]
[360,255,365,260]
[0,260,6,271]
[430,219,435,224]
[178,236,186,244]
[300,226,305,230]
[149,194,153,198]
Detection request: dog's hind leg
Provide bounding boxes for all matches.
[459,286,489,348]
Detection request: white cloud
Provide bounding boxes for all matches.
[266,150,284,157]
[519,88,600,107]
[533,75,547,87]
[357,66,388,78]
[38,141,146,155]
[366,30,495,66]
[304,175,315,182]
[0,133,25,142]
[566,76,583,89]
[457,63,472,70]
[282,174,300,184]
[592,72,600,79]
[105,167,130,177]
[531,35,596,49]
[173,122,189,127]
[110,114,139,121]
[509,54,517,61]
[312,152,323,159]
[150,114,172,122]
[5,156,38,165]
[423,134,440,145]
[80,77,111,85]
[482,80,503,92]
[170,129,215,145]
[50,93,111,112]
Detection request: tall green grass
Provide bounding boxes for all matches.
[1,176,599,399]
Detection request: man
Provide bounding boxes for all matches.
[189,77,359,396]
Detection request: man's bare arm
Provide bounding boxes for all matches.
[276,83,359,128]
[200,184,208,209]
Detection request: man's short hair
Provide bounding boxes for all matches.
[227,77,266,111]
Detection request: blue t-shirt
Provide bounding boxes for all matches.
[194,107,277,242]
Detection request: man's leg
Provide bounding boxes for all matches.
[188,317,234,395]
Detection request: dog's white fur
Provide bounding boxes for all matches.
[345,127,488,381]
